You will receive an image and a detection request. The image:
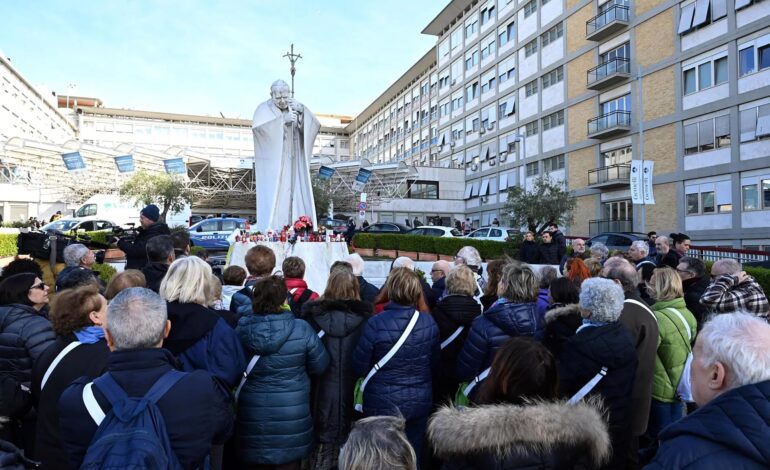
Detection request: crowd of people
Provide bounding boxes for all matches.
[1,212,770,469]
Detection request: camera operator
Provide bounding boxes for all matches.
[117,204,171,270]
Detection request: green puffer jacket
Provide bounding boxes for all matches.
[651,297,697,403]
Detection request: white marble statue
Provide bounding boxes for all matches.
[252,80,320,232]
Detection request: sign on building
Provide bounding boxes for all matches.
[61,152,85,171]
[163,158,186,175]
[114,155,135,173]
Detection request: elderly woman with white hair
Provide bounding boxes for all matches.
[455,246,486,293]
[589,242,610,265]
[558,277,637,470]
[159,256,245,397]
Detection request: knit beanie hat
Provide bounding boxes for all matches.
[141,204,160,222]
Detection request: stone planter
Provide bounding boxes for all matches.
[376,249,397,259]
[417,252,438,261]
[438,254,455,262]
[104,248,125,261]
[355,247,374,257]
[397,250,418,260]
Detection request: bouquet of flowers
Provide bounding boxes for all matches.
[293,216,313,234]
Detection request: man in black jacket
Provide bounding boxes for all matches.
[117,205,170,270]
[677,256,710,328]
[142,235,175,293]
[538,232,560,265]
[548,224,567,260]
[57,288,233,469]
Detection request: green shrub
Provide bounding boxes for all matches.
[2,221,28,228]
[92,263,117,284]
[352,233,376,249]
[746,266,770,296]
[190,245,207,257]
[81,231,112,247]
[0,233,19,258]
[376,234,400,250]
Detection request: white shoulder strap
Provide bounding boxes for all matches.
[440,326,464,350]
[235,354,261,400]
[289,288,298,294]
[41,341,82,391]
[568,367,608,404]
[83,382,106,425]
[462,367,491,397]
[666,307,692,342]
[360,311,420,392]
[625,298,657,322]
[317,330,326,339]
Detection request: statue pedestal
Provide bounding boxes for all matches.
[227,241,349,292]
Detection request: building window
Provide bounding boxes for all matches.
[526,161,540,176]
[687,185,729,214]
[481,35,497,60]
[525,80,539,97]
[499,21,516,46]
[523,0,538,18]
[498,57,516,84]
[482,74,497,94]
[601,146,632,166]
[466,82,480,101]
[541,66,564,89]
[540,23,563,47]
[742,179,770,211]
[542,110,565,130]
[452,96,464,111]
[683,55,728,95]
[739,43,770,77]
[524,39,538,57]
[684,115,730,154]
[602,94,632,114]
[543,154,565,171]
[739,103,770,142]
[678,0,727,35]
[600,43,630,63]
[440,101,450,117]
[439,71,450,89]
[465,18,478,38]
[451,28,463,50]
[525,121,539,136]
[407,180,439,199]
[465,49,480,70]
[481,4,496,24]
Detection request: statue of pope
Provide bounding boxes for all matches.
[252,80,320,232]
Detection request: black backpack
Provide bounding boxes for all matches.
[287,288,314,316]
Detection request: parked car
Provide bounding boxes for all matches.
[407,226,461,237]
[361,222,412,234]
[586,232,648,252]
[465,226,518,242]
[320,218,348,234]
[41,218,116,234]
[188,217,246,250]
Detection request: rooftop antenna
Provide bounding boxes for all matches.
[282,44,302,97]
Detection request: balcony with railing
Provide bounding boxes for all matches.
[589,218,633,235]
[587,110,632,139]
[586,5,630,41]
[588,163,631,188]
[587,58,631,90]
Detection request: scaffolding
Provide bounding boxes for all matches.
[0,137,423,213]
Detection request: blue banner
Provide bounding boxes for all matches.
[355,168,372,184]
[318,166,335,180]
[61,152,85,171]
[163,158,186,174]
[114,155,135,173]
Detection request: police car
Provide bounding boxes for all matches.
[188,217,246,250]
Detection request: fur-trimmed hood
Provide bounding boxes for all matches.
[303,299,372,337]
[544,303,581,325]
[428,399,610,467]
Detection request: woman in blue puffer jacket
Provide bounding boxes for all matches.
[352,267,440,464]
[455,262,545,401]
[236,275,329,468]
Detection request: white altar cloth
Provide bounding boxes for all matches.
[227,241,349,292]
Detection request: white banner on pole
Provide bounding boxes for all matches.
[630,160,643,204]
[642,161,655,205]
